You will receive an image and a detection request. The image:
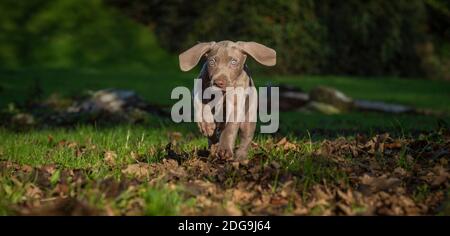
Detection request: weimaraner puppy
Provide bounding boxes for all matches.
[179,41,276,160]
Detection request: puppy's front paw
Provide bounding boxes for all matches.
[216,146,233,160]
[198,122,216,137]
[235,149,248,161]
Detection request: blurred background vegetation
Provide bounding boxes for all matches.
[0,0,172,70]
[0,0,449,135]
[1,0,449,79]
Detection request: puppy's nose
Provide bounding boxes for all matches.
[213,79,226,88]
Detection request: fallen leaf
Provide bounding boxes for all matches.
[130,151,140,161]
[25,184,43,199]
[431,166,449,187]
[270,196,288,206]
[359,174,401,194]
[337,189,354,204]
[276,137,297,151]
[394,167,407,176]
[41,164,57,175]
[385,141,403,149]
[47,135,54,144]
[232,188,254,202]
[168,132,183,145]
[20,165,33,173]
[19,198,100,216]
[225,201,242,216]
[336,202,353,215]
[122,163,150,179]
[104,150,117,166]
[270,161,281,169]
[54,183,69,197]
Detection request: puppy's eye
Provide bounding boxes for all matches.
[208,59,215,66]
[230,59,238,66]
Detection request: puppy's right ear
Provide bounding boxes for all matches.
[179,42,215,71]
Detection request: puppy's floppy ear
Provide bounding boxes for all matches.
[236,41,276,66]
[179,42,216,71]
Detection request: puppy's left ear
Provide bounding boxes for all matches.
[236,41,276,66]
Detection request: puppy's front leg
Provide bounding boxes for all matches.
[201,104,217,137]
[194,95,216,137]
[236,121,256,160]
[216,122,239,159]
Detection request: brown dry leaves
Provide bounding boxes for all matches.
[122,163,150,178]
[111,132,448,215]
[1,131,449,216]
[104,150,117,166]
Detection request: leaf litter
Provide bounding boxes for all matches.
[0,130,449,216]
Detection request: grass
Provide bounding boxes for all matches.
[1,67,449,139]
[0,125,194,168]
[0,124,201,215]
[1,68,450,111]
[141,184,193,216]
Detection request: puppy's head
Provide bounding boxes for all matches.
[179,41,276,90]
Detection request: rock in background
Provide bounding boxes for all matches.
[277,84,443,116]
[7,89,169,128]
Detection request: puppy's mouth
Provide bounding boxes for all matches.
[210,85,227,93]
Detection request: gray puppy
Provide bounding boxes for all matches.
[179,41,276,160]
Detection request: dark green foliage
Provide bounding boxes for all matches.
[109,0,328,74]
[0,0,448,77]
[423,0,450,79]
[425,0,450,41]
[182,0,328,74]
[0,0,171,69]
[317,0,428,77]
[109,0,448,78]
